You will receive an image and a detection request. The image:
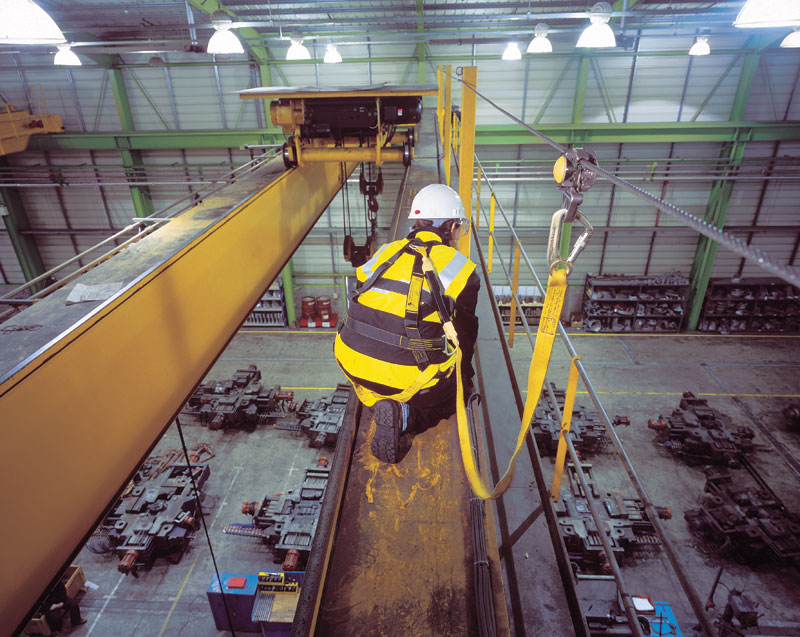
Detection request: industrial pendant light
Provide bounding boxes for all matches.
[0,0,66,45]
[324,43,342,64]
[734,0,800,29]
[527,23,552,53]
[53,44,81,65]
[286,38,311,60]
[502,41,522,61]
[781,28,800,48]
[207,12,244,54]
[576,2,616,48]
[688,36,710,56]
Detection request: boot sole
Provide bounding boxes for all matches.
[371,400,400,463]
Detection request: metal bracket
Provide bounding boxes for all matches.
[555,149,598,222]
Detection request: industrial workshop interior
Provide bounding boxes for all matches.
[2,1,800,636]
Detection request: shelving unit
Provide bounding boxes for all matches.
[493,285,543,327]
[582,272,690,333]
[697,277,800,334]
[243,283,287,327]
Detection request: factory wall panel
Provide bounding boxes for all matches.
[679,54,743,122]
[163,64,226,130]
[583,56,633,124]
[521,57,579,125]
[745,53,800,120]
[0,234,24,284]
[625,54,688,122]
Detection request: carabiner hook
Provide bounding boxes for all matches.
[547,208,594,275]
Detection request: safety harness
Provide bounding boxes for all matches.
[340,236,462,406]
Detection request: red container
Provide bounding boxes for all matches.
[316,295,332,319]
[301,296,316,319]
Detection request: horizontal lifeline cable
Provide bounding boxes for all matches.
[452,71,800,289]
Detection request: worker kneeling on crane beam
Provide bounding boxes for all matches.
[334,184,480,463]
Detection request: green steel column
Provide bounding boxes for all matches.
[108,66,155,218]
[0,184,46,285]
[282,259,296,326]
[686,50,759,329]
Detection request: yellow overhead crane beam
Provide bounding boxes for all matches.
[0,87,63,156]
[0,155,356,633]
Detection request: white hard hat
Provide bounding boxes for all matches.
[408,184,466,221]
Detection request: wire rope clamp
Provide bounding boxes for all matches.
[548,208,594,275]
[553,149,598,222]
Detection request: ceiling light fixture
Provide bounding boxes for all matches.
[286,37,311,60]
[688,36,710,56]
[734,0,800,29]
[207,11,244,55]
[527,23,552,53]
[0,0,66,45]
[576,2,616,48]
[781,28,800,48]
[323,43,342,63]
[502,41,522,61]
[53,44,81,66]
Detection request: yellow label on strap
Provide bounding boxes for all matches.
[456,268,568,500]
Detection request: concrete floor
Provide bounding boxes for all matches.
[51,329,800,636]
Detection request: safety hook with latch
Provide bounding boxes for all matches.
[548,208,594,275]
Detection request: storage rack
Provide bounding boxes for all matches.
[697,277,800,334]
[493,285,543,327]
[244,283,287,327]
[582,272,690,333]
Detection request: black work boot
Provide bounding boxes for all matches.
[371,400,409,463]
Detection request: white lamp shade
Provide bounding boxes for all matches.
[286,40,311,60]
[502,42,522,61]
[207,28,243,55]
[0,0,65,44]
[54,44,81,65]
[527,35,552,53]
[324,44,342,63]
[735,0,800,28]
[576,22,616,48]
[688,37,710,56]
[781,29,800,48]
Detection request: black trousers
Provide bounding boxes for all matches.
[45,599,81,631]
[406,373,475,433]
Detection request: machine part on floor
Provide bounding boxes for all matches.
[96,461,210,577]
[784,404,800,431]
[684,466,800,566]
[183,364,296,431]
[556,463,663,574]
[533,383,611,457]
[294,383,351,448]
[225,460,330,569]
[207,571,305,634]
[717,589,759,636]
[576,576,683,636]
[649,392,763,468]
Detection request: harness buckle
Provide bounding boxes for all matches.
[547,208,594,275]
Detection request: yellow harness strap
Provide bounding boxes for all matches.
[455,268,568,500]
[350,362,442,407]
[551,355,581,501]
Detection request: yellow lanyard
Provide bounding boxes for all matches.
[455,268,568,500]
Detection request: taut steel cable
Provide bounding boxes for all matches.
[451,72,800,288]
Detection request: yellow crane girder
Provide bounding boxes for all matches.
[0,157,355,633]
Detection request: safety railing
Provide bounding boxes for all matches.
[0,150,280,322]
[440,65,717,637]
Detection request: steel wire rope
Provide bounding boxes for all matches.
[448,70,800,288]
[470,154,716,637]
[174,417,236,636]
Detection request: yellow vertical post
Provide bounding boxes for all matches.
[474,166,481,230]
[443,65,453,187]
[551,357,582,501]
[508,242,521,348]
[487,193,496,274]
[437,66,444,135]
[457,66,477,256]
